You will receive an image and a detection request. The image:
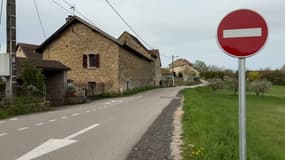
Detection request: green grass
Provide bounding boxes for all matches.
[181,86,285,160]
[0,96,49,119]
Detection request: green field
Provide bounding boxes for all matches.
[181,86,285,160]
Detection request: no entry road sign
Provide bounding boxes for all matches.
[217,9,268,58]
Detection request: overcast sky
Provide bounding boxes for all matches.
[0,0,284,70]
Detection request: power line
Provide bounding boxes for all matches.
[48,0,171,59]
[60,0,94,25]
[49,0,73,15]
[33,0,46,39]
[104,0,153,49]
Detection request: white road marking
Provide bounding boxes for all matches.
[0,121,6,124]
[64,123,100,140]
[111,100,123,103]
[85,110,91,113]
[35,122,44,126]
[61,116,68,119]
[0,133,8,137]
[105,102,111,105]
[10,118,19,121]
[71,113,80,117]
[223,28,262,38]
[49,119,56,123]
[17,123,100,160]
[18,127,29,131]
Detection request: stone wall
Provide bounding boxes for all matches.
[42,22,120,93]
[119,48,155,92]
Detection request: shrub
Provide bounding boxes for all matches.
[209,79,223,91]
[21,62,45,96]
[250,79,272,96]
[0,96,49,119]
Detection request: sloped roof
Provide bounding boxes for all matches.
[36,16,153,62]
[118,31,149,52]
[16,57,70,78]
[161,68,172,75]
[169,58,193,68]
[37,16,123,52]
[17,43,42,60]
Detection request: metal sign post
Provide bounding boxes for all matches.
[239,58,246,160]
[217,9,268,160]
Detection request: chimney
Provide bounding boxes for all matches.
[65,15,73,22]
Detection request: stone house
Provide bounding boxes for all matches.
[160,68,173,87]
[36,16,161,94]
[16,43,70,104]
[169,59,199,81]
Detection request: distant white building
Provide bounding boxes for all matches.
[169,59,199,81]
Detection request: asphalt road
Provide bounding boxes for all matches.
[0,87,183,160]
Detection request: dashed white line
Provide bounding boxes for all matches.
[105,102,111,105]
[71,113,80,117]
[35,122,44,126]
[49,119,57,123]
[61,116,68,119]
[18,127,29,131]
[0,133,8,137]
[86,110,91,113]
[10,118,19,121]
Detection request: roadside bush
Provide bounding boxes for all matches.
[21,62,45,96]
[202,71,224,80]
[0,96,49,119]
[250,79,272,96]
[209,79,223,91]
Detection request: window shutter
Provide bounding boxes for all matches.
[83,54,87,68]
[95,54,100,68]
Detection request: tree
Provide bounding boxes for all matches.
[209,79,223,91]
[250,79,272,96]
[248,71,260,81]
[281,64,285,70]
[21,62,45,93]
[193,60,208,73]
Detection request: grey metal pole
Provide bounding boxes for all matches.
[239,58,246,160]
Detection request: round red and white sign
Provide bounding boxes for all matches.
[217,9,268,58]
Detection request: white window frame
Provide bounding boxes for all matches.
[87,53,97,69]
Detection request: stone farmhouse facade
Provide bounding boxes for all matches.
[169,59,199,81]
[36,16,161,94]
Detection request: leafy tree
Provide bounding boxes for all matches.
[248,71,261,81]
[193,60,208,73]
[250,79,272,96]
[21,62,45,91]
[209,79,223,91]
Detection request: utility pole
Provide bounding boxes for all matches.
[6,0,16,98]
[171,55,178,87]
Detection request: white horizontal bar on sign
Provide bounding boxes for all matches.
[223,28,262,38]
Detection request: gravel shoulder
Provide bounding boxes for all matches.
[126,94,182,160]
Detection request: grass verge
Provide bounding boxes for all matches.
[0,96,49,119]
[181,86,285,160]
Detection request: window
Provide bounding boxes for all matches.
[83,54,100,68]
[88,81,96,90]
